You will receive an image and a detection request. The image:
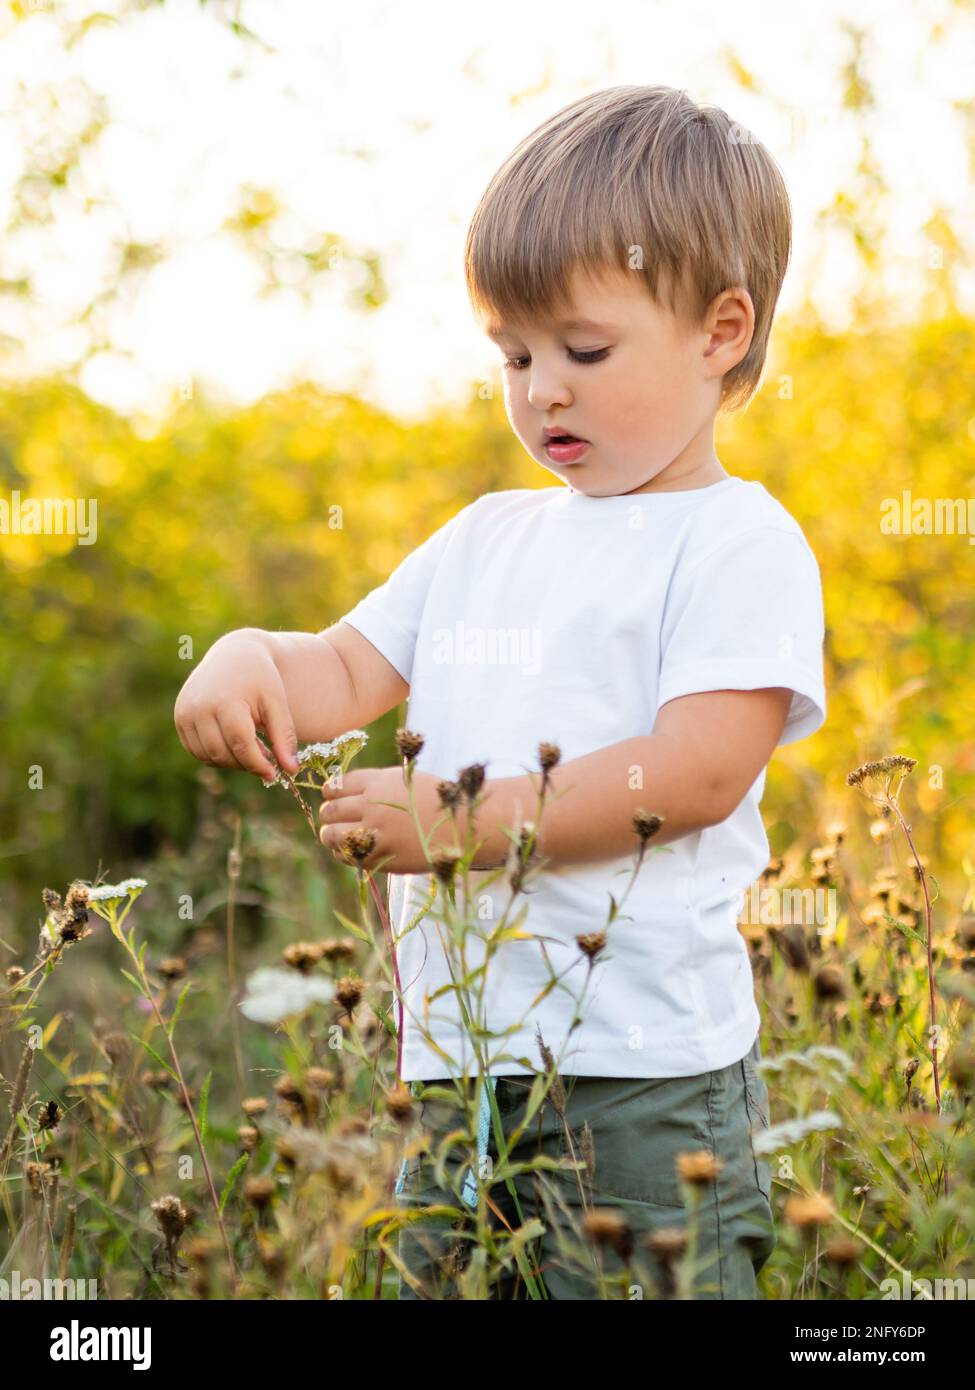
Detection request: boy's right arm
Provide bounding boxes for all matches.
[173,622,408,782]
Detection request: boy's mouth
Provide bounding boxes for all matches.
[543,431,590,464]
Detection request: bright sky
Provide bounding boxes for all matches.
[0,0,971,425]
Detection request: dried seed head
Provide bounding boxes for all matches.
[846,755,917,787]
[761,855,785,881]
[773,923,810,972]
[394,728,425,763]
[151,1194,189,1240]
[335,975,365,1013]
[159,956,187,981]
[282,941,326,973]
[576,931,607,961]
[429,845,463,886]
[783,1192,835,1229]
[385,1082,415,1123]
[184,1236,220,1266]
[437,779,463,811]
[24,1160,54,1197]
[646,1226,688,1263]
[537,742,561,772]
[304,1067,335,1092]
[824,1236,862,1267]
[6,965,25,985]
[242,1096,268,1117]
[458,763,487,802]
[632,809,664,844]
[244,1176,276,1209]
[237,1125,259,1153]
[903,1058,920,1086]
[141,1069,171,1091]
[42,887,62,914]
[676,1150,723,1185]
[583,1208,633,1260]
[319,937,357,962]
[869,816,893,842]
[813,964,846,1000]
[37,1099,62,1131]
[825,821,847,845]
[274,1074,303,1103]
[338,828,377,866]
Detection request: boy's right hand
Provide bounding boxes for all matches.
[174,630,300,784]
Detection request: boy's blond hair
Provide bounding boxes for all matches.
[464,84,791,414]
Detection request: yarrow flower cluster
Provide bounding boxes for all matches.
[85,877,149,905]
[263,730,369,788]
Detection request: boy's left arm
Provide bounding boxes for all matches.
[473,686,794,869]
[317,687,792,872]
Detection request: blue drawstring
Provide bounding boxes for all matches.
[395,1076,499,1209]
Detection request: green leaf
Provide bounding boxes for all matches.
[130,1033,178,1081]
[332,910,374,946]
[219,1153,250,1212]
[167,981,192,1038]
[198,1070,212,1140]
[119,969,145,996]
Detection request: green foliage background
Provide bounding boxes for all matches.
[2,302,975,933]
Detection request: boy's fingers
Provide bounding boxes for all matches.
[257,691,299,775]
[319,794,365,827]
[212,704,279,780]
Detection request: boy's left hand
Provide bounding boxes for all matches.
[318,766,456,874]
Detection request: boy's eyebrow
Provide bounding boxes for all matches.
[486,316,616,339]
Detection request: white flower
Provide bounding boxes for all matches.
[238,966,336,1024]
[265,729,369,786]
[86,878,148,905]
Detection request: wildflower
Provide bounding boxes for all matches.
[385,1082,414,1124]
[158,956,187,981]
[429,845,462,886]
[238,1125,259,1153]
[242,1096,268,1117]
[395,728,425,763]
[583,1208,633,1261]
[238,966,335,1024]
[869,816,892,842]
[632,809,664,844]
[151,1195,190,1242]
[337,827,376,866]
[265,731,369,787]
[319,937,357,962]
[304,1067,335,1092]
[576,931,607,961]
[813,964,845,1000]
[846,755,916,787]
[244,1176,276,1209]
[538,741,561,772]
[437,780,463,812]
[646,1226,688,1262]
[825,820,847,845]
[824,1236,862,1266]
[335,975,365,1014]
[458,762,487,803]
[37,1099,62,1131]
[676,1150,724,1185]
[773,923,810,972]
[282,941,326,974]
[782,1191,835,1229]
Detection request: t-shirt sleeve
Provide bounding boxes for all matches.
[656,524,827,746]
[333,504,473,684]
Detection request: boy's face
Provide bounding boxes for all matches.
[485,262,750,496]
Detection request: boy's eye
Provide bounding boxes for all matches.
[502,348,610,371]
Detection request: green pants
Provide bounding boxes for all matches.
[394,1034,775,1300]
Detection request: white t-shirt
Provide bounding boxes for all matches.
[337,476,827,1081]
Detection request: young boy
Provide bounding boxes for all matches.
[174,84,826,1300]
